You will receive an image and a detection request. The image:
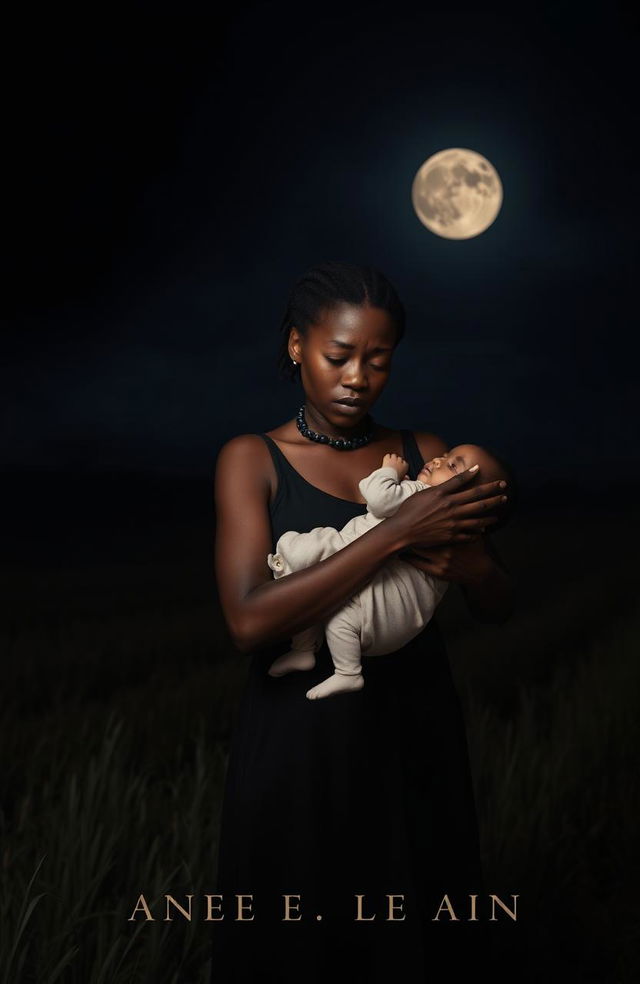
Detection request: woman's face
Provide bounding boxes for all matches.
[289,303,397,433]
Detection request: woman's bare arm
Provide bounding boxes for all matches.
[214,435,507,654]
[214,436,408,653]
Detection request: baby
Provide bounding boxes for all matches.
[266,444,510,701]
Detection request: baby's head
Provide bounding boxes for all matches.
[418,444,516,530]
[418,444,506,486]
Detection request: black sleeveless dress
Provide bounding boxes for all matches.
[209,430,491,982]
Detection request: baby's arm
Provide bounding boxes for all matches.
[359,454,429,519]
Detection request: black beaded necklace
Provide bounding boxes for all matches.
[296,404,375,450]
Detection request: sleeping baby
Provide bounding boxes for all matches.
[266,444,510,700]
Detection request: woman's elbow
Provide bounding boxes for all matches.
[226,612,269,655]
[229,628,252,654]
[227,617,255,654]
[220,583,279,654]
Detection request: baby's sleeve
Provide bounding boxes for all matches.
[359,468,430,519]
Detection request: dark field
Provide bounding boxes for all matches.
[1,472,638,982]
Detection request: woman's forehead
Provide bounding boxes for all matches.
[311,303,397,339]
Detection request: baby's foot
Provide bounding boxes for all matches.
[382,452,408,480]
[268,650,317,677]
[306,672,364,700]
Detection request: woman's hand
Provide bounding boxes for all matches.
[387,466,507,550]
[399,538,494,585]
[400,537,516,623]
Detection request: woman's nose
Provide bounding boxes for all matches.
[341,362,367,387]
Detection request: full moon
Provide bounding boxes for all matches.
[411,148,503,239]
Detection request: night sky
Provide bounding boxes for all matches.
[2,1,637,497]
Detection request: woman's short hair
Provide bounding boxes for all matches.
[277,260,406,382]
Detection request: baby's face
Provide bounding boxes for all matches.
[418,444,503,486]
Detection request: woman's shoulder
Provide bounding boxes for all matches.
[215,432,273,470]
[410,429,449,461]
[214,430,293,499]
[214,433,279,507]
[216,420,296,463]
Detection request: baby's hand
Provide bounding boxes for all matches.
[382,452,409,480]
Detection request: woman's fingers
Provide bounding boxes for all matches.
[455,515,500,531]
[453,494,506,519]
[395,469,508,550]
[446,479,507,504]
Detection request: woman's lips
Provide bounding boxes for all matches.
[333,401,364,414]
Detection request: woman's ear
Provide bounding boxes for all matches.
[288,328,303,364]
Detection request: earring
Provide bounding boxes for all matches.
[292,359,297,365]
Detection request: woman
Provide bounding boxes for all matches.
[210,261,514,983]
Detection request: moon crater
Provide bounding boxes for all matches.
[412,148,503,239]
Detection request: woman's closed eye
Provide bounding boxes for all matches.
[325,356,387,371]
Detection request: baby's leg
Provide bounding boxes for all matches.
[275,528,346,573]
[268,625,322,677]
[306,602,364,700]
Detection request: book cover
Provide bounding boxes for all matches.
[2,2,635,982]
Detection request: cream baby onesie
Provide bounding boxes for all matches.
[266,465,449,700]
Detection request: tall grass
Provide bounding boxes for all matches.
[464,609,639,983]
[1,711,228,983]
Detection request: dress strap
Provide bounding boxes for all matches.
[257,433,287,510]
[399,429,425,480]
[258,433,282,467]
